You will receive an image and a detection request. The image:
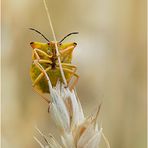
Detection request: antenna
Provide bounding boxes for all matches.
[60,32,79,43]
[29,28,50,42]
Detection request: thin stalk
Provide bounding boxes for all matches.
[102,132,111,148]
[42,0,68,87]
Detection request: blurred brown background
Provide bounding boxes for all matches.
[2,0,146,147]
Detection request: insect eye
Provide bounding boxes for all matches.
[73,42,77,46]
[48,42,50,45]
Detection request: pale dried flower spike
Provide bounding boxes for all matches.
[34,83,105,148]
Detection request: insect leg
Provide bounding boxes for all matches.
[57,63,77,84]
[33,87,50,103]
[57,67,79,90]
[33,61,52,89]
[59,45,75,55]
[33,49,40,59]
[63,68,79,90]
[32,48,50,60]
[34,59,52,64]
[34,48,52,58]
[32,58,52,87]
[57,63,77,83]
[33,86,51,112]
[32,66,51,87]
[57,63,77,73]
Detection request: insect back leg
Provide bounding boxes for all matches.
[34,86,51,113]
[57,65,79,90]
[33,87,50,103]
[57,63,77,73]
[63,67,79,90]
[59,63,77,82]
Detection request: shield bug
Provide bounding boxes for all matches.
[30,28,79,94]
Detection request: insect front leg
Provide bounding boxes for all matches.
[32,49,40,60]
[59,45,75,55]
[33,48,52,59]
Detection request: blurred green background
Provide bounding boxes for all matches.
[2,0,146,147]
